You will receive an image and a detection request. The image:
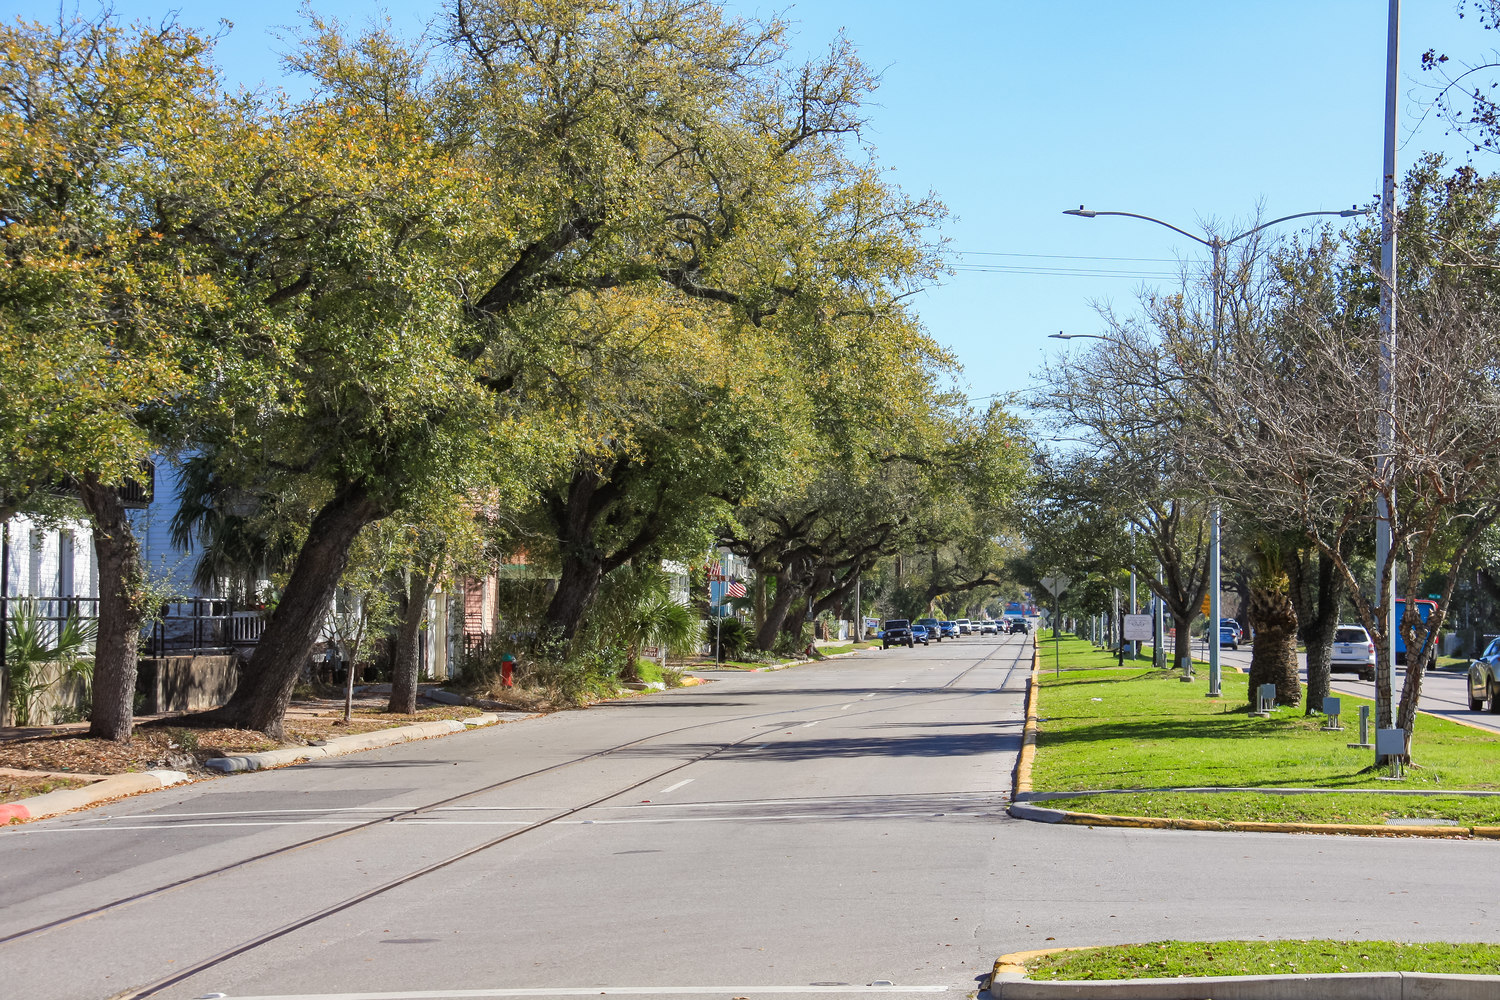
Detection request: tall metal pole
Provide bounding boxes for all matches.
[1154,569,1167,670]
[853,573,861,642]
[1208,504,1222,697]
[1207,240,1223,697]
[1375,0,1400,740]
[1062,207,1359,688]
[1129,524,1139,659]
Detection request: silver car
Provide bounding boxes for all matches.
[1468,636,1500,712]
[1329,625,1375,681]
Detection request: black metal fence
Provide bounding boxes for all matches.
[0,594,265,660]
[144,598,265,658]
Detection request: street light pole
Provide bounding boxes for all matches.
[1129,523,1139,660]
[1062,203,1360,698]
[1375,0,1400,744]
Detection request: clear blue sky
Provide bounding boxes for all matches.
[19,1,1491,402]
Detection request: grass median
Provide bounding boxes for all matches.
[1028,634,1500,826]
[1020,939,1500,980]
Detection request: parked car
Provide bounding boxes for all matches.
[914,617,944,642]
[910,624,932,646]
[1468,636,1500,712]
[882,619,914,649]
[1220,619,1243,645]
[1218,623,1239,651]
[956,619,973,635]
[939,621,960,638]
[1330,624,1376,681]
[979,620,998,635]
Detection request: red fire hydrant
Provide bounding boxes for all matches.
[501,653,516,687]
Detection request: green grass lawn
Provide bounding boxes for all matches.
[1029,634,1500,825]
[1023,939,1500,980]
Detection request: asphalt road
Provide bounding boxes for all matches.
[3,634,1500,1000]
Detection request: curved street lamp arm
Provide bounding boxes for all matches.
[1067,210,1212,248]
[1224,208,1361,247]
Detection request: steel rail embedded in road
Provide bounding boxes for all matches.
[30,639,1030,1000]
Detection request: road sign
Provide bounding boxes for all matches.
[1123,614,1153,641]
[1039,575,1071,597]
[1201,593,1212,616]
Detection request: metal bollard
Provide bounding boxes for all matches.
[1347,704,1373,749]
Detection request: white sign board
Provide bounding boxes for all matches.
[1123,614,1154,641]
[1038,575,1071,597]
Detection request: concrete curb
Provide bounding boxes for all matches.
[1013,636,1040,798]
[1,769,190,825]
[987,967,1500,999]
[1006,802,1486,838]
[205,715,500,773]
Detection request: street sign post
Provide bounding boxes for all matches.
[1123,614,1153,642]
[1038,575,1071,677]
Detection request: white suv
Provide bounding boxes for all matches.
[956,619,973,635]
[1330,625,1375,681]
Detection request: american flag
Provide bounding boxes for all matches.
[725,579,747,599]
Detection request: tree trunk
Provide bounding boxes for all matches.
[752,562,767,632]
[542,549,606,643]
[79,475,147,744]
[1171,610,1193,674]
[1247,581,1301,708]
[388,570,434,715]
[1296,549,1345,715]
[756,571,801,651]
[213,481,385,739]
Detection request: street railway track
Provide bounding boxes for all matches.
[3,636,1032,1000]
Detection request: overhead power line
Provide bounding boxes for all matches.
[956,250,1180,263]
[951,264,1177,279]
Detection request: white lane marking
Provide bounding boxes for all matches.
[657,778,694,795]
[220,984,953,998]
[801,720,820,728]
[840,704,853,710]
[861,693,876,699]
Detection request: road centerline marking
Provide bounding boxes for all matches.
[657,778,694,795]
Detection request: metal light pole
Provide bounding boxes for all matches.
[1062,203,1360,698]
[1154,570,1166,670]
[1129,525,1139,660]
[1375,0,1400,743]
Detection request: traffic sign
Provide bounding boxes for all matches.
[1201,593,1212,616]
[1039,575,1071,597]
